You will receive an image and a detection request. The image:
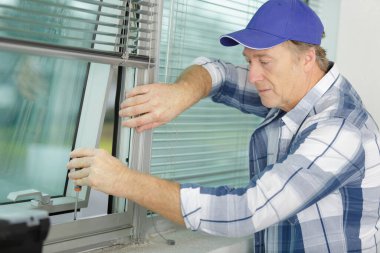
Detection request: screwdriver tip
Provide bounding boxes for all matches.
[73,191,79,221]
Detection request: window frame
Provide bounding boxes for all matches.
[0,0,163,251]
[0,43,118,214]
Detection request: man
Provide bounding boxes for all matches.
[67,0,380,251]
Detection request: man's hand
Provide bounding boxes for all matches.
[66,148,185,225]
[119,65,212,132]
[67,148,128,197]
[119,83,188,132]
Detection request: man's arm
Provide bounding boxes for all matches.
[194,57,269,117]
[119,65,211,132]
[120,57,270,133]
[67,148,185,225]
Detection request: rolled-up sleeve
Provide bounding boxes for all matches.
[192,57,268,117]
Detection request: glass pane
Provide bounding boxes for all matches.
[99,84,116,153]
[0,50,88,204]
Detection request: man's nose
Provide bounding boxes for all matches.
[248,64,264,84]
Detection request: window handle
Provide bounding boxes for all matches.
[7,189,53,207]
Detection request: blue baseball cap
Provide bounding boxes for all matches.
[220,0,324,49]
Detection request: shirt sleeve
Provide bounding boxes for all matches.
[193,57,269,118]
[180,117,365,237]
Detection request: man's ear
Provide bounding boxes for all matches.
[303,47,317,72]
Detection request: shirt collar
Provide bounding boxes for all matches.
[281,62,341,134]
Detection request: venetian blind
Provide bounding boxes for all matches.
[150,0,266,188]
[0,0,156,57]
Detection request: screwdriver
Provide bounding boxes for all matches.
[73,165,82,220]
[73,184,81,220]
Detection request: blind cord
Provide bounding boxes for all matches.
[149,212,175,245]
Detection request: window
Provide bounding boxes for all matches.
[0,50,89,205]
[0,0,160,250]
[0,0,122,213]
[151,0,265,188]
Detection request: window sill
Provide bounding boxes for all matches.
[87,228,252,253]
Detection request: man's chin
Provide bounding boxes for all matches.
[260,99,275,109]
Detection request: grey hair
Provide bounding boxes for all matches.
[286,40,329,72]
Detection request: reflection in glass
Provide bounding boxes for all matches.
[0,50,88,204]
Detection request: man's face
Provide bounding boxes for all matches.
[243,43,310,112]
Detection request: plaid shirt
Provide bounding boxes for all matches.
[180,57,380,252]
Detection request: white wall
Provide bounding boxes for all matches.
[336,0,380,125]
[309,0,341,61]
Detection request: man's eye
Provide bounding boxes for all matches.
[260,61,269,65]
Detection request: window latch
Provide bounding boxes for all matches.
[7,189,53,207]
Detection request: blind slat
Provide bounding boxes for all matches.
[0,26,127,48]
[0,15,128,38]
[153,135,247,142]
[154,128,253,134]
[26,0,126,19]
[151,154,247,167]
[73,0,128,10]
[152,163,247,175]
[152,149,246,159]
[0,4,123,28]
[152,143,243,151]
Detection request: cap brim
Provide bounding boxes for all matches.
[220,28,287,50]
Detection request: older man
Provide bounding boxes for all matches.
[68,0,380,251]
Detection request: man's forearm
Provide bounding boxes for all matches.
[113,66,211,223]
[119,168,185,225]
[174,65,212,108]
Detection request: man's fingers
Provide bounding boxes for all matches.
[136,123,154,133]
[68,167,90,180]
[125,85,150,98]
[74,177,89,187]
[119,102,151,118]
[136,122,163,133]
[70,148,96,158]
[121,113,157,129]
[120,94,149,109]
[67,157,92,170]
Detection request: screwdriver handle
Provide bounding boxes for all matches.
[74,168,82,192]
